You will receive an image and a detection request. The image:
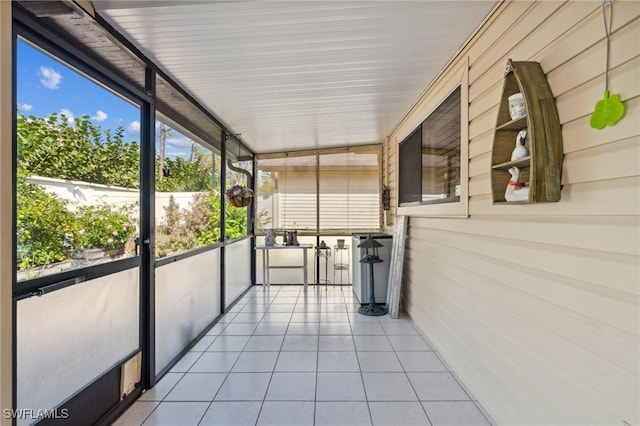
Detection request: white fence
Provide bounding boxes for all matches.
[27,175,200,223]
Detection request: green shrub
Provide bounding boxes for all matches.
[155,195,199,258]
[155,191,249,258]
[75,204,137,250]
[16,175,78,269]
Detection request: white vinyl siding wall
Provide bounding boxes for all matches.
[385,1,639,425]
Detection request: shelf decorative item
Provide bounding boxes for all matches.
[511,130,529,161]
[508,92,526,120]
[225,184,253,208]
[505,167,530,202]
[284,230,299,246]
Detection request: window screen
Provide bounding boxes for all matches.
[422,86,461,203]
[256,155,317,232]
[319,148,380,232]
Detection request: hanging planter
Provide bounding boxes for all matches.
[228,195,252,208]
[226,184,253,208]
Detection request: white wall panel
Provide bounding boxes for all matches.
[156,250,220,374]
[224,239,252,306]
[17,269,139,424]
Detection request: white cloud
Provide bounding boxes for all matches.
[60,108,75,125]
[39,66,62,89]
[18,103,33,111]
[128,120,140,135]
[92,110,108,122]
[166,135,192,150]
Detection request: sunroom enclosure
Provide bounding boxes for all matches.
[1,1,639,425]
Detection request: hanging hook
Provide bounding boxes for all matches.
[601,0,614,92]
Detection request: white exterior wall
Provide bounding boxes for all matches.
[27,175,200,224]
[385,1,639,424]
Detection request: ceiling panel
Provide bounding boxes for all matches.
[95,1,496,154]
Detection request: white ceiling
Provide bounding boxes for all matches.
[95,1,496,154]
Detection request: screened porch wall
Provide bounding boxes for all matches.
[155,251,221,375]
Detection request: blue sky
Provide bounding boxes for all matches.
[16,39,194,158]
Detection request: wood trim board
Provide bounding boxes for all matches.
[386,215,408,319]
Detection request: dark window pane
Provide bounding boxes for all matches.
[399,127,422,205]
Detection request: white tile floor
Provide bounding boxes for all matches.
[114,285,494,426]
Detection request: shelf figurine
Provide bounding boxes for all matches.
[505,167,530,202]
[511,129,528,161]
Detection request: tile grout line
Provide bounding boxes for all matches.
[389,330,434,426]
[254,285,289,426]
[313,287,321,426]
[197,289,270,426]
[181,295,252,425]
[351,301,375,426]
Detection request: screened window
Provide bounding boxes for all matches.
[399,85,462,206]
[256,155,317,232]
[319,148,380,232]
[256,147,381,234]
[422,86,461,202]
[16,39,140,281]
[154,119,221,258]
[225,159,252,239]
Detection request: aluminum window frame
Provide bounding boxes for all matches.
[397,63,469,218]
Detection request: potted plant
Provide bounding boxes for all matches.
[225,184,253,208]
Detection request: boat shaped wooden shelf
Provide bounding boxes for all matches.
[491,59,563,204]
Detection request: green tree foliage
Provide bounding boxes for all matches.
[224,203,248,239]
[156,143,217,192]
[17,113,140,188]
[189,192,222,245]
